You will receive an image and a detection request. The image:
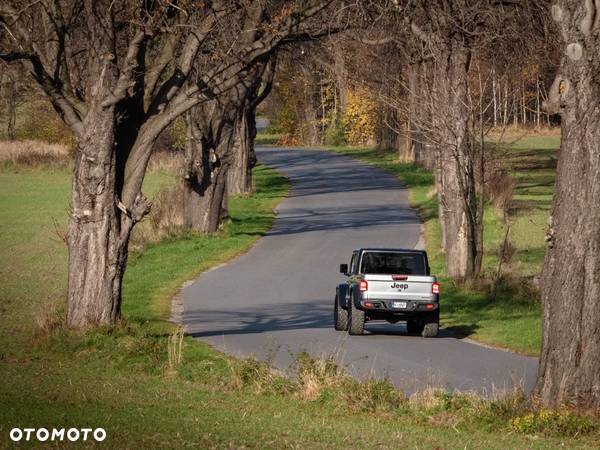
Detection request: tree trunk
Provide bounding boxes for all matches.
[375,104,401,155]
[228,107,257,195]
[431,44,480,280]
[184,163,229,232]
[521,81,527,127]
[414,61,436,170]
[333,45,348,118]
[302,96,320,146]
[536,76,541,128]
[183,111,234,233]
[66,108,130,328]
[503,78,509,126]
[492,68,498,128]
[5,77,16,140]
[405,63,421,165]
[535,0,600,409]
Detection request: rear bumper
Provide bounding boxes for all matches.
[359,298,439,317]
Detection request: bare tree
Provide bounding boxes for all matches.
[183,63,268,232]
[386,0,546,279]
[535,0,600,408]
[0,0,337,328]
[182,2,344,232]
[228,56,276,196]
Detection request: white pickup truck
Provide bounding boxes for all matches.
[334,248,440,337]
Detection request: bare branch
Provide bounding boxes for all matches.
[146,10,225,118]
[253,55,277,107]
[101,30,147,108]
[144,32,179,109]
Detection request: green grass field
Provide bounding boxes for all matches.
[3,140,600,448]
[325,133,561,355]
[254,133,282,145]
[0,167,173,348]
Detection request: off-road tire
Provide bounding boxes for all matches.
[406,319,424,335]
[334,294,349,331]
[348,296,365,335]
[422,322,439,338]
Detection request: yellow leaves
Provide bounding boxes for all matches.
[342,87,377,146]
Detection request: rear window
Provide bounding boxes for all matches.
[360,252,426,275]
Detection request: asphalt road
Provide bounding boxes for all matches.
[183,148,538,395]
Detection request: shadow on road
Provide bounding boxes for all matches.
[184,300,458,340]
[255,149,420,237]
[267,205,419,236]
[184,301,332,337]
[258,149,407,198]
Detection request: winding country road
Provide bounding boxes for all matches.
[183,148,537,395]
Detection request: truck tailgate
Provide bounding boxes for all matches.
[364,274,435,300]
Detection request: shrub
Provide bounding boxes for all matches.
[16,102,74,148]
[324,118,347,146]
[293,351,344,401]
[169,117,188,152]
[343,87,377,146]
[270,104,298,138]
[511,409,596,436]
[276,133,301,147]
[344,378,406,413]
[228,356,290,395]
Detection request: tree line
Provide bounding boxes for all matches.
[1,0,599,410]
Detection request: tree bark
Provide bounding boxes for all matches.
[408,61,435,170]
[405,62,420,164]
[66,107,131,328]
[375,102,401,154]
[535,0,600,409]
[333,44,348,119]
[4,76,17,140]
[492,68,498,128]
[183,109,235,233]
[431,43,480,279]
[228,106,257,195]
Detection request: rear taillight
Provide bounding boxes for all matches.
[359,280,368,292]
[432,282,440,295]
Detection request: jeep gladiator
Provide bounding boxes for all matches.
[334,248,439,337]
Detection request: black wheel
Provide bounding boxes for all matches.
[422,322,439,338]
[421,312,439,337]
[348,296,365,335]
[334,294,348,331]
[406,319,424,335]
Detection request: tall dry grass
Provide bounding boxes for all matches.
[486,125,561,142]
[0,140,71,167]
[0,139,184,171]
[34,296,65,339]
[166,327,185,374]
[129,181,185,251]
[147,148,185,173]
